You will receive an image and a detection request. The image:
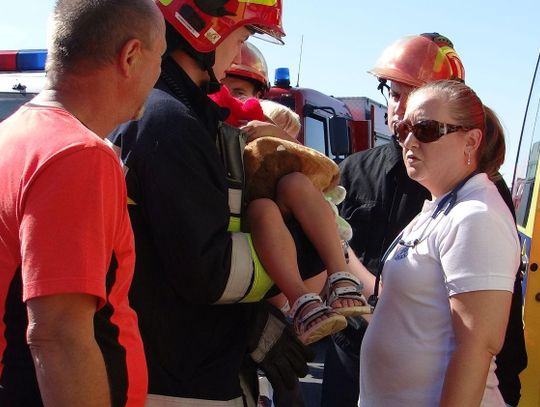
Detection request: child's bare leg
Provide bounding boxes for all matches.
[267,293,289,313]
[304,273,327,296]
[275,173,359,310]
[247,199,334,324]
[275,173,346,273]
[247,198,308,302]
[268,273,327,314]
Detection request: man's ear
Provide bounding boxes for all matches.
[118,38,143,77]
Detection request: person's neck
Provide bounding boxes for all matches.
[37,73,122,138]
[169,49,209,86]
[430,168,477,199]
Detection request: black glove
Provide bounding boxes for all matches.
[247,302,314,394]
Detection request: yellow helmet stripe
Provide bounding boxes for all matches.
[238,0,277,6]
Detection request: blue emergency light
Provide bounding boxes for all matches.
[0,49,47,71]
[274,67,291,88]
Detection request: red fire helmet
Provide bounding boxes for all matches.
[226,41,269,90]
[369,33,465,88]
[156,0,285,53]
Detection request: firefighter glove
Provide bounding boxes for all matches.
[248,302,314,394]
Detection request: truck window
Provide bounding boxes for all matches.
[513,56,540,228]
[304,116,327,156]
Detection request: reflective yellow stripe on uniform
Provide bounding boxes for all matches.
[241,232,272,303]
[224,216,273,303]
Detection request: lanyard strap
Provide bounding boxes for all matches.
[368,231,403,309]
[367,171,478,310]
[432,171,478,218]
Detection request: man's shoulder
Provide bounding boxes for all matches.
[124,88,203,141]
[146,87,192,118]
[342,143,394,165]
[340,143,399,176]
[1,105,111,158]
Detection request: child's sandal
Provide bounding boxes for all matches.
[290,293,347,345]
[326,271,372,317]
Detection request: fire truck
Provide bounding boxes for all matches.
[266,67,391,161]
[511,50,540,407]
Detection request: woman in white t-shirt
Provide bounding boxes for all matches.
[359,80,520,407]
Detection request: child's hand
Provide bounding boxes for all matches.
[242,120,300,144]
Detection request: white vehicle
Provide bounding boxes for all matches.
[0,49,46,122]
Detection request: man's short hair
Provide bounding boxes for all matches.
[47,0,158,74]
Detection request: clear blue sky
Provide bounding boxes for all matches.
[2,0,539,182]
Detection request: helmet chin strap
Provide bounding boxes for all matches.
[203,66,222,95]
[377,79,389,124]
[190,48,221,94]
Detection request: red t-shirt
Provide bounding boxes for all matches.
[0,105,147,406]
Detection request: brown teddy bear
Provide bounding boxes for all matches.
[208,85,341,207]
[243,136,340,203]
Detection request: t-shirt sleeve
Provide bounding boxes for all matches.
[20,146,125,306]
[438,205,519,296]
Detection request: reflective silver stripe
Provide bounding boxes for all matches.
[215,233,254,304]
[228,188,243,216]
[250,315,285,364]
[146,394,244,406]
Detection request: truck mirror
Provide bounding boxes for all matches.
[329,116,351,157]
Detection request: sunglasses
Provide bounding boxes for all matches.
[394,119,469,144]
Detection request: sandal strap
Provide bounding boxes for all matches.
[326,271,368,307]
[330,286,367,304]
[289,293,323,320]
[333,285,362,297]
[298,303,333,328]
[327,271,363,289]
[291,294,336,336]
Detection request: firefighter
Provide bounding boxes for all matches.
[322,33,527,407]
[109,0,316,405]
[222,41,270,100]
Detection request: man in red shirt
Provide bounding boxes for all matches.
[0,0,166,406]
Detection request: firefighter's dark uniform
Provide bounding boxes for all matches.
[322,139,527,407]
[110,57,321,403]
[111,57,267,401]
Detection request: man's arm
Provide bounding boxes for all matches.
[346,247,376,299]
[26,293,110,407]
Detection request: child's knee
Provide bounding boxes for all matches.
[247,198,279,220]
[277,172,312,199]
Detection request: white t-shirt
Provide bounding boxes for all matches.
[359,173,520,407]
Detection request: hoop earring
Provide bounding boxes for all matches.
[467,151,471,166]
